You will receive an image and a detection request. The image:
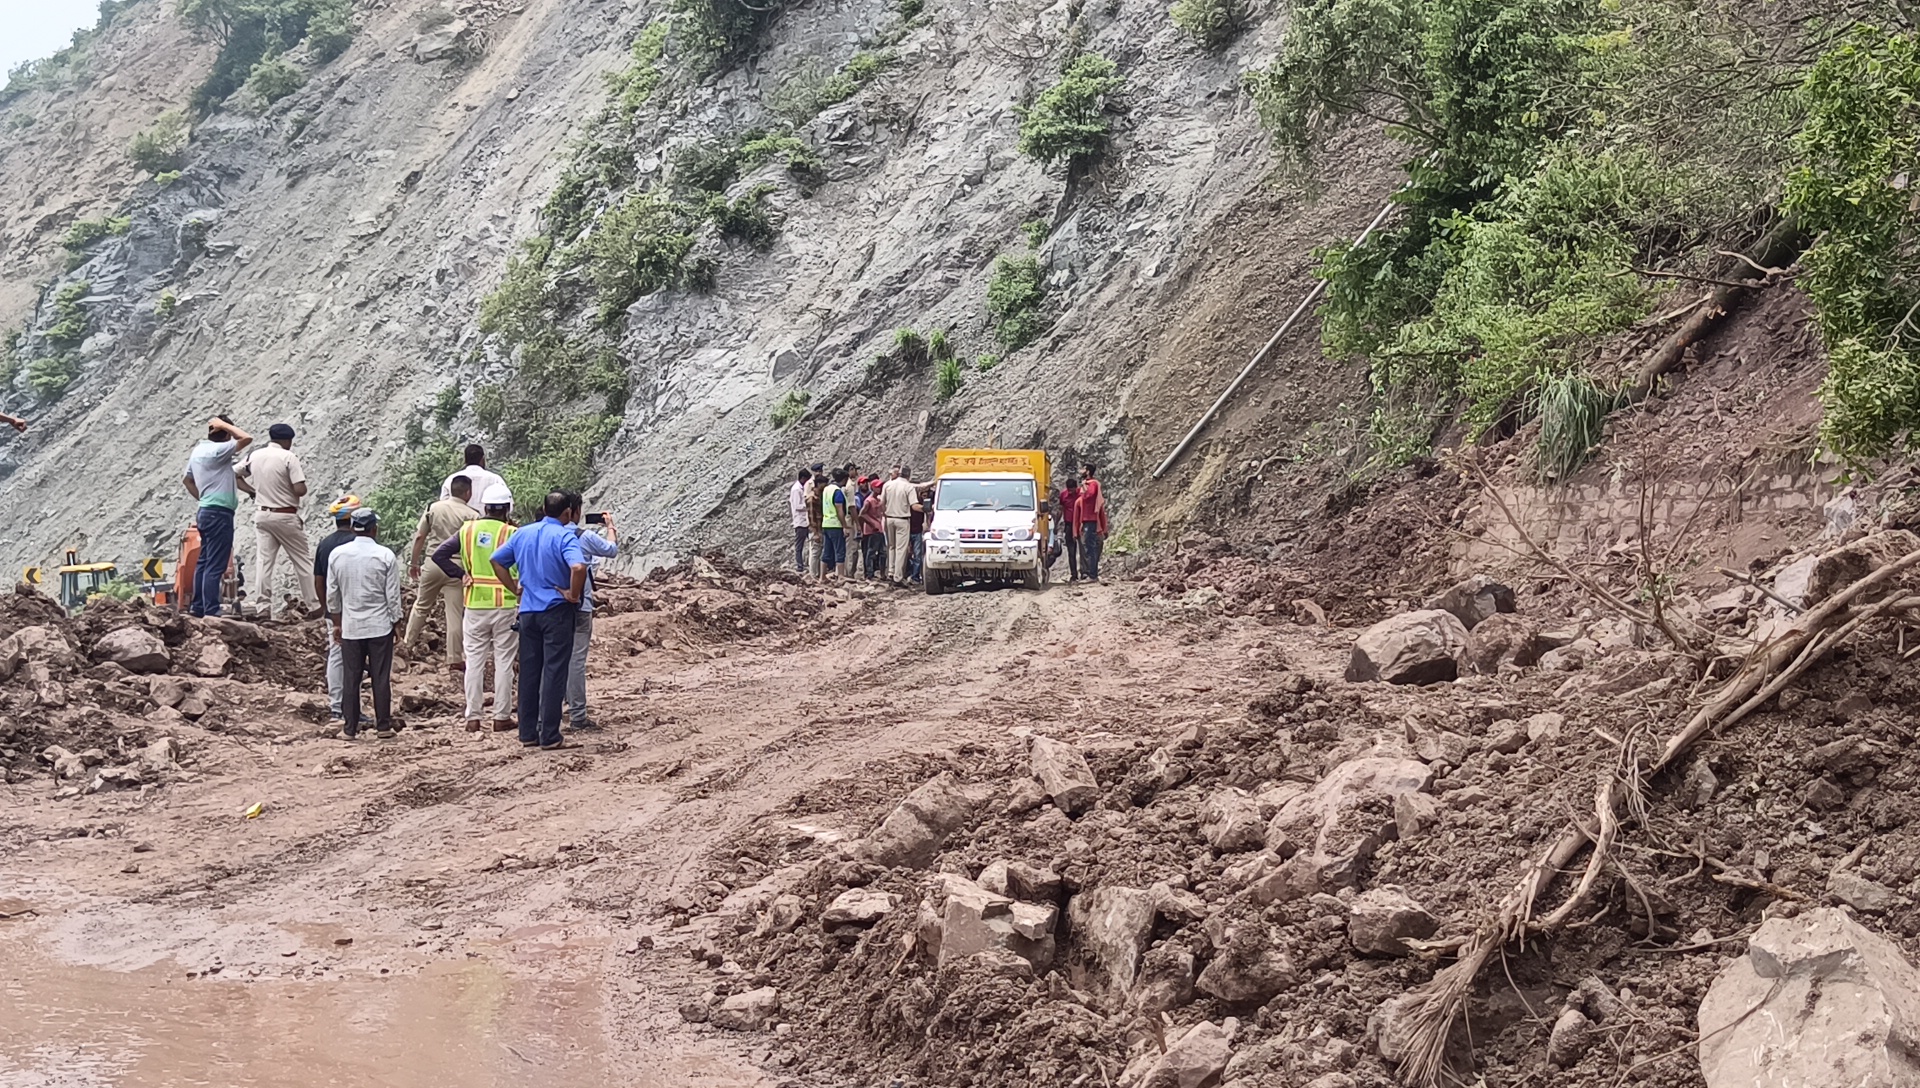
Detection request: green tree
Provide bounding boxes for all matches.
[1787,27,1920,462]
[1016,54,1124,169]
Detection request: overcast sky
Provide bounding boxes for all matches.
[0,0,109,80]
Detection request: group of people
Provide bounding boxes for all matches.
[183,419,617,751]
[788,463,933,584]
[783,458,1111,584]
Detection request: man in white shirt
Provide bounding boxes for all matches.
[327,508,404,740]
[788,468,811,573]
[441,443,507,514]
[236,422,314,616]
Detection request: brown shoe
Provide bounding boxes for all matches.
[491,719,516,732]
[464,719,483,732]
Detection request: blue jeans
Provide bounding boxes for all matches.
[822,527,846,568]
[192,505,234,616]
[1080,524,1104,581]
[908,533,924,581]
[517,602,577,747]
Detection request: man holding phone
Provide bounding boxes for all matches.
[565,496,618,731]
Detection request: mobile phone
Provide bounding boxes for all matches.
[585,511,608,525]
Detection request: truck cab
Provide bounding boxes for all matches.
[922,449,1049,595]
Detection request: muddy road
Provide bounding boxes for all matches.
[0,577,1302,1087]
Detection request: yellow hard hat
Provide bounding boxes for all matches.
[327,494,361,519]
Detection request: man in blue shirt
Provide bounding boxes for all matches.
[563,492,619,731]
[487,491,587,750]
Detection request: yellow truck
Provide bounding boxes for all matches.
[922,448,1050,595]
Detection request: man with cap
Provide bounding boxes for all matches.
[314,496,361,721]
[433,483,519,732]
[486,491,587,751]
[235,422,313,616]
[183,414,254,617]
[405,474,478,676]
[326,507,404,739]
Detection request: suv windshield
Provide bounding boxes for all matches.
[935,478,1036,512]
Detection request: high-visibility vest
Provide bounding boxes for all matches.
[459,519,519,610]
[821,485,844,529]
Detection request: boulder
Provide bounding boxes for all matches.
[3,625,75,672]
[1698,908,1920,1088]
[708,987,780,1032]
[1805,530,1920,608]
[763,894,804,934]
[862,772,985,867]
[1030,736,1100,815]
[1345,610,1469,685]
[1525,712,1565,744]
[1202,789,1267,853]
[977,859,1063,903]
[1392,791,1442,840]
[1423,575,1517,630]
[1132,944,1197,1015]
[1771,554,1818,609]
[1070,885,1157,992]
[1269,758,1432,857]
[821,888,898,929]
[412,19,471,62]
[204,617,267,645]
[194,639,232,677]
[1196,926,1298,1003]
[1829,871,1899,913]
[138,737,182,776]
[1459,613,1543,674]
[936,875,1055,970]
[1125,1019,1234,1088]
[1347,887,1438,956]
[1547,1007,1592,1068]
[92,628,171,674]
[1005,777,1048,815]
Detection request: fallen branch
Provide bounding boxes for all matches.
[1713,565,1801,614]
[1395,535,1920,1088]
[1623,221,1806,403]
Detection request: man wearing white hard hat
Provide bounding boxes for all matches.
[434,483,519,732]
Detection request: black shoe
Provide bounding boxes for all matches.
[375,727,395,739]
[568,719,601,732]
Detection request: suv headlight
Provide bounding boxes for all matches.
[931,527,958,541]
[1005,527,1033,541]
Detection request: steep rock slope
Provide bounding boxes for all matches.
[0,0,1389,574]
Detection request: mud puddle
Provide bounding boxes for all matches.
[0,935,756,1087]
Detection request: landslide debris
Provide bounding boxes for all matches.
[677,533,1920,1088]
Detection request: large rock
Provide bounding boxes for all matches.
[821,888,898,929]
[204,617,267,645]
[1805,530,1920,608]
[936,875,1056,970]
[862,772,985,867]
[978,859,1063,903]
[138,737,182,776]
[92,628,171,674]
[1196,925,1298,1003]
[1345,610,1469,685]
[1030,736,1100,815]
[1423,575,1517,630]
[2,625,75,675]
[1698,908,1920,1088]
[1070,885,1157,992]
[1269,758,1432,857]
[412,19,472,62]
[1124,1019,1234,1088]
[1459,612,1543,674]
[708,986,780,1031]
[1202,788,1267,852]
[1346,887,1438,956]
[1132,944,1198,1014]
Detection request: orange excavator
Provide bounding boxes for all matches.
[170,519,241,612]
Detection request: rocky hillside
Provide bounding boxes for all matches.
[0,0,1391,574]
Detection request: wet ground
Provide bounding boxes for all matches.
[1,580,1268,1086]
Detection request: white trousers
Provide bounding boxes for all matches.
[462,608,519,721]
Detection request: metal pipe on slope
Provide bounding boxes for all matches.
[1151,195,1400,479]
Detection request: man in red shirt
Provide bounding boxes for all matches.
[858,477,887,580]
[1057,478,1083,582]
[1078,464,1109,582]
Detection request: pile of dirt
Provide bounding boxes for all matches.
[594,552,857,650]
[0,587,326,792]
[675,538,1920,1088]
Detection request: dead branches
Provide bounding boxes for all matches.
[1394,534,1920,1088]
[1623,221,1806,402]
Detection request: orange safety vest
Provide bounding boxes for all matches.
[459,519,519,609]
